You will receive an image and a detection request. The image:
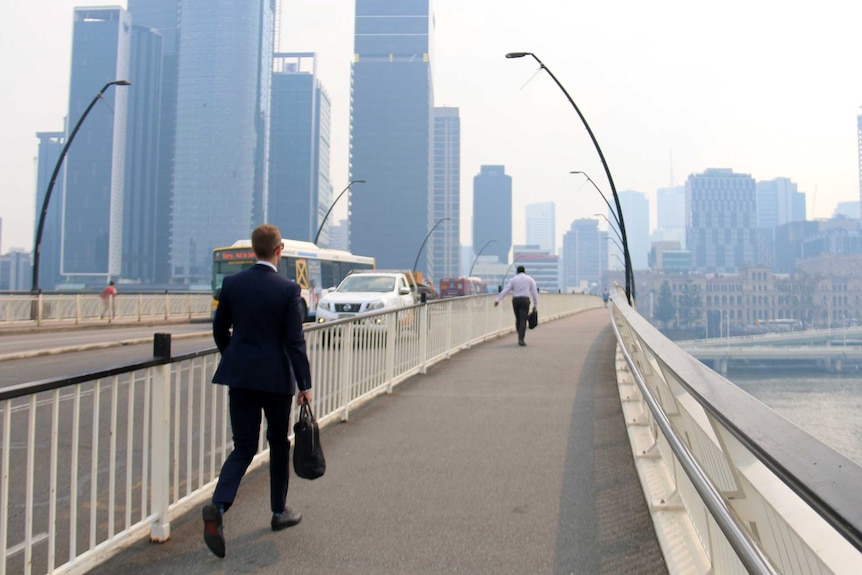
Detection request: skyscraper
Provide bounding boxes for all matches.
[562,219,607,292]
[170,1,273,283]
[127,0,180,284]
[34,131,65,291]
[62,7,131,283]
[350,0,433,269]
[525,202,555,254]
[269,53,332,244]
[611,190,649,270]
[473,166,512,264]
[686,168,757,273]
[756,177,806,229]
[121,24,164,284]
[655,185,685,246]
[431,107,460,282]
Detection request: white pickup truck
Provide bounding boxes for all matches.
[314,270,419,324]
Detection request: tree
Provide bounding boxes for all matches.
[655,281,676,327]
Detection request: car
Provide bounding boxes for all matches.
[315,271,417,325]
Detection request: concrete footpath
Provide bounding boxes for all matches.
[88,309,667,575]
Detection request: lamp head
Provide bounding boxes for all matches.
[353,179,366,184]
[113,80,131,86]
[505,52,530,59]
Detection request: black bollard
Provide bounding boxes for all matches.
[153,333,172,359]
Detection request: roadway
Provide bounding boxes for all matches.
[0,322,213,386]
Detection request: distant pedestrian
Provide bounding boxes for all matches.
[202,224,312,559]
[602,288,609,307]
[494,265,539,346]
[100,281,117,319]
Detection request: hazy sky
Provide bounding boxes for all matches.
[3,0,862,254]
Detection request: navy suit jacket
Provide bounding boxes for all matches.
[212,263,311,395]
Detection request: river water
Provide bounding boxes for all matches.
[727,370,862,466]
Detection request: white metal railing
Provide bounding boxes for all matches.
[609,291,862,574]
[0,293,213,327]
[0,293,600,575]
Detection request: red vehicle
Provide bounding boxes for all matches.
[438,277,488,299]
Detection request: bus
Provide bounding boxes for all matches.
[438,277,489,299]
[212,239,376,321]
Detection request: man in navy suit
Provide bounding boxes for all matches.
[202,224,313,558]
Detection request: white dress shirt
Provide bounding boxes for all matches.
[496,273,539,307]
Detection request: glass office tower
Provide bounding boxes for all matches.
[686,168,757,273]
[431,107,460,282]
[473,165,512,264]
[127,0,180,284]
[269,53,332,244]
[170,0,273,283]
[122,25,163,284]
[350,0,433,270]
[62,7,131,284]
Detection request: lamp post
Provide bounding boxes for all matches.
[573,169,633,300]
[468,239,496,277]
[32,79,131,293]
[314,179,365,245]
[594,213,623,244]
[575,171,621,229]
[505,51,633,305]
[412,217,451,275]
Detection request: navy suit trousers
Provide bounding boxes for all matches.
[213,387,293,514]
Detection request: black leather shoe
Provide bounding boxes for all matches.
[271,508,302,531]
[202,503,225,558]
[518,339,526,346]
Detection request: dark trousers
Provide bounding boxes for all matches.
[213,387,292,514]
[512,296,531,341]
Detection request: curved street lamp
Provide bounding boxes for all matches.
[506,51,634,305]
[574,171,621,230]
[468,239,496,277]
[594,213,623,244]
[412,217,451,275]
[32,79,131,292]
[314,179,365,245]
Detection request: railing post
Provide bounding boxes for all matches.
[385,314,397,393]
[75,294,81,325]
[339,323,354,421]
[149,334,172,542]
[419,304,428,374]
[137,294,142,322]
[164,292,170,320]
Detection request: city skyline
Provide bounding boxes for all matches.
[4,0,862,256]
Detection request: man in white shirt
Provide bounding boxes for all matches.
[494,265,539,346]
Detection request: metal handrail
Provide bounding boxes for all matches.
[610,300,780,574]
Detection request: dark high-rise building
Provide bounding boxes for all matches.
[686,168,757,273]
[170,1,273,283]
[431,107,460,282]
[62,7,131,284]
[473,165,512,264]
[34,131,65,291]
[122,24,163,283]
[269,53,332,244]
[350,0,433,269]
[127,0,180,284]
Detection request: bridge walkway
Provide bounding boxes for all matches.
[88,308,668,574]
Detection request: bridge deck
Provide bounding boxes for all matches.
[88,309,667,574]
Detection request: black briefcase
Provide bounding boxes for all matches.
[293,403,326,480]
[528,309,538,330]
